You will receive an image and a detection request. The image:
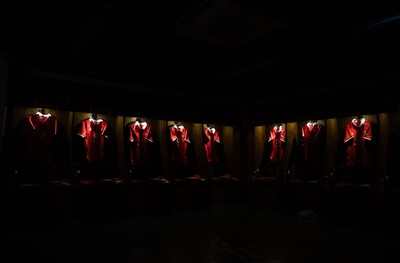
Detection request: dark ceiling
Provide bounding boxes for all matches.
[2,0,400,123]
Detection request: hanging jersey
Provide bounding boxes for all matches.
[268,125,286,162]
[169,125,190,164]
[19,113,59,163]
[344,118,373,168]
[301,122,326,162]
[127,121,154,166]
[203,127,221,163]
[77,118,109,164]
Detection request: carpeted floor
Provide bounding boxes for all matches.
[2,201,399,263]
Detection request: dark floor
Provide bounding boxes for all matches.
[2,181,400,263]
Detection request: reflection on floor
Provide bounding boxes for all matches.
[3,201,400,263]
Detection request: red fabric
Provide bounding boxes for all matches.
[77,118,108,164]
[19,113,58,163]
[268,125,286,162]
[169,125,190,164]
[301,122,325,162]
[344,118,373,168]
[127,121,154,166]
[203,127,221,162]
